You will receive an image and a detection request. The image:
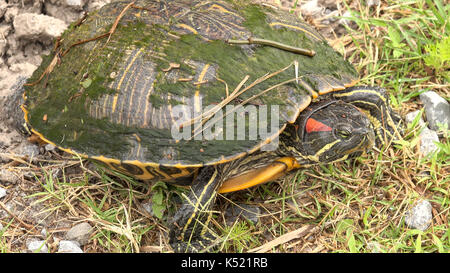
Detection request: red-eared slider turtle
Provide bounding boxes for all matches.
[18,0,402,252]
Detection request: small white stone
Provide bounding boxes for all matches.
[45,143,57,152]
[339,10,354,27]
[141,201,153,216]
[0,187,6,199]
[58,240,83,253]
[405,110,440,156]
[87,0,112,11]
[66,0,86,8]
[27,240,48,253]
[419,127,440,156]
[41,228,49,238]
[301,0,323,17]
[13,13,68,42]
[420,91,450,131]
[366,241,383,253]
[16,143,40,158]
[404,200,432,231]
[367,0,380,8]
[65,222,93,246]
[405,110,425,127]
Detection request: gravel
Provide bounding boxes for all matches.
[65,222,93,246]
[418,127,440,156]
[57,240,84,253]
[13,13,67,42]
[26,239,49,253]
[405,110,440,156]
[404,200,433,231]
[0,186,6,199]
[420,91,450,132]
[405,110,425,127]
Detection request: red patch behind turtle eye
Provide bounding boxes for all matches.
[305,118,332,133]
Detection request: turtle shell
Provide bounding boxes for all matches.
[22,0,358,177]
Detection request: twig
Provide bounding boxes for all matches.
[227,37,316,57]
[106,1,135,44]
[248,224,317,253]
[24,50,61,86]
[181,75,250,131]
[0,201,38,234]
[189,62,297,140]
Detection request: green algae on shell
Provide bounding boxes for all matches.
[22,0,358,166]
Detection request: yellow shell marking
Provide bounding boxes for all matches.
[112,48,143,113]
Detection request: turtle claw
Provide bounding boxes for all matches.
[170,232,218,253]
[168,166,222,252]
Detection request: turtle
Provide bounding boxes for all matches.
[16,0,403,252]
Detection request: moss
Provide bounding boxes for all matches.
[150,3,355,108]
[149,94,164,108]
[23,1,358,164]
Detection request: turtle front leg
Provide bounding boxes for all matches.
[169,166,223,252]
[331,86,403,147]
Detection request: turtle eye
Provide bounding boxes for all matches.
[336,129,351,139]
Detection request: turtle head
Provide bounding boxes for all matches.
[292,100,375,165]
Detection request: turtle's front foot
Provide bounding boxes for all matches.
[168,166,222,253]
[169,230,217,253]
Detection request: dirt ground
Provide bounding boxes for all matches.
[0,0,368,252]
